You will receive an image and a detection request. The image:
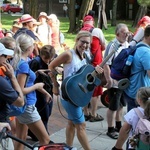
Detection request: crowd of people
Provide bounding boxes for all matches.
[0,10,150,150]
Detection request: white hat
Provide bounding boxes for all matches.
[47,14,57,21]
[0,43,14,56]
[38,12,48,19]
[20,14,34,23]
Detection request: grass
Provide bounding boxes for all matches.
[1,14,135,49]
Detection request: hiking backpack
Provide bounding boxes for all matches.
[134,108,150,146]
[110,43,148,80]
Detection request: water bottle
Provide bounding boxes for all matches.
[122,55,133,76]
[126,55,133,66]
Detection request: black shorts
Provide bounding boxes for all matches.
[107,88,126,111]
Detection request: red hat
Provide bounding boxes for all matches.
[20,14,34,23]
[138,16,150,26]
[83,15,94,22]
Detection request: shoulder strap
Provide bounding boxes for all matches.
[134,108,144,118]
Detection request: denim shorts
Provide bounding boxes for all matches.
[17,105,41,124]
[61,99,85,124]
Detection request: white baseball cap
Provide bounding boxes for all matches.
[0,43,14,56]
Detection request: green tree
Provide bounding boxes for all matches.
[68,0,95,33]
[132,0,150,27]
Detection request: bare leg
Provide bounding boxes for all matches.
[90,96,99,117]
[75,122,91,150]
[28,120,50,145]
[116,107,123,122]
[14,119,28,150]
[66,120,75,146]
[107,108,116,127]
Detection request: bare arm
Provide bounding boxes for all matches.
[103,64,113,88]
[3,62,24,107]
[114,122,131,149]
[48,51,72,95]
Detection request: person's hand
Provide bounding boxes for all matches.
[45,93,52,103]
[0,122,11,132]
[104,79,113,89]
[2,62,15,78]
[95,65,103,74]
[35,83,45,90]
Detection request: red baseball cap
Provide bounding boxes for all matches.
[83,15,94,22]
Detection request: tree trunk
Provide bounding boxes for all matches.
[111,0,118,26]
[75,0,95,33]
[29,0,38,19]
[68,0,76,33]
[132,5,147,27]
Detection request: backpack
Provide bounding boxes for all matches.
[133,108,150,147]
[29,56,53,95]
[110,43,148,80]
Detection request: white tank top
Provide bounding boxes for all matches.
[63,49,87,79]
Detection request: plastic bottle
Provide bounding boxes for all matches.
[126,55,133,66]
[122,55,133,76]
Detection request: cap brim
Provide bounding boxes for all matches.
[3,48,14,56]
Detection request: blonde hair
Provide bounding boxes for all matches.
[12,34,34,70]
[136,87,150,119]
[74,30,92,49]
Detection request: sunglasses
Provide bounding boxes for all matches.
[1,54,7,58]
[80,40,90,45]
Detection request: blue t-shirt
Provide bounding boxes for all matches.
[16,60,36,105]
[0,76,19,122]
[125,42,150,99]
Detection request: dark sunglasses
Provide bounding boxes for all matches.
[1,54,7,58]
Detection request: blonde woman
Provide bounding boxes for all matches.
[49,31,103,150]
[11,34,52,150]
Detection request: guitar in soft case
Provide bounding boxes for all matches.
[61,43,120,107]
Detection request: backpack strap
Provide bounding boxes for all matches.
[134,108,144,119]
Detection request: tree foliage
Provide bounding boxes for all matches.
[137,0,150,6]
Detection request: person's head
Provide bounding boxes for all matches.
[12,34,34,69]
[0,43,14,66]
[74,30,92,51]
[20,14,34,29]
[12,20,22,33]
[40,45,56,65]
[143,25,150,46]
[115,23,129,43]
[0,37,16,50]
[47,14,58,26]
[83,15,94,26]
[31,19,41,32]
[136,87,150,118]
[38,12,48,23]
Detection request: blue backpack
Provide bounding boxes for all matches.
[110,43,147,80]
